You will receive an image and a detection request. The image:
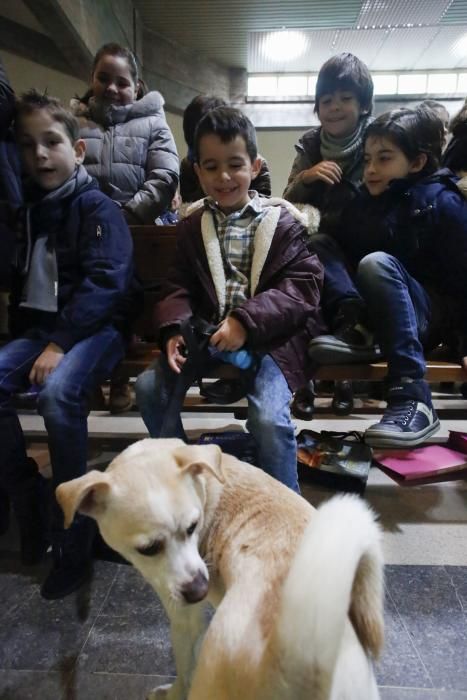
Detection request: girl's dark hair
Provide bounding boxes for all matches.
[315,52,374,115]
[15,89,80,143]
[193,106,257,163]
[183,95,228,149]
[364,107,444,176]
[91,42,139,85]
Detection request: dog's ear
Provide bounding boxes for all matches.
[56,471,111,528]
[173,444,226,484]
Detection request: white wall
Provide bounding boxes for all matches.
[257,129,303,197]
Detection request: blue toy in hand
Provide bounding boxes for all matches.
[217,349,255,370]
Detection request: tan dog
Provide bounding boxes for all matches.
[57,438,384,700]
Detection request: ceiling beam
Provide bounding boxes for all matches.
[22,0,92,81]
[0,16,75,76]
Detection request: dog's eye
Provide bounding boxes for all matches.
[136,540,164,556]
[186,521,197,536]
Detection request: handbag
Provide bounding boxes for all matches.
[296,429,373,494]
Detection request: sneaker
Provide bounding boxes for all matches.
[308,324,382,364]
[41,515,95,600]
[41,552,93,600]
[365,380,440,448]
[309,299,382,365]
[109,382,133,414]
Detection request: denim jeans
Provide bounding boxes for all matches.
[0,326,124,507]
[309,235,432,382]
[135,351,300,493]
[308,233,363,324]
[356,252,431,381]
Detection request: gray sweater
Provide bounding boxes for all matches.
[72,91,179,223]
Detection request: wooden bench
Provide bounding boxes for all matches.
[124,224,467,417]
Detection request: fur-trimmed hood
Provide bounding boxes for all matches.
[179,196,320,237]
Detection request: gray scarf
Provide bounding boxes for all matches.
[320,115,372,181]
[20,165,92,313]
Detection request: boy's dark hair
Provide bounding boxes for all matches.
[15,89,80,143]
[183,95,228,149]
[364,106,443,176]
[91,42,139,85]
[314,52,374,116]
[193,106,258,163]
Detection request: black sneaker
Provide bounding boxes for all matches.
[41,552,93,600]
[365,380,440,448]
[40,515,95,600]
[308,324,382,364]
[309,299,382,365]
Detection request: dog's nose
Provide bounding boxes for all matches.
[181,571,209,604]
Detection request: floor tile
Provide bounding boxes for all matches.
[377,591,433,688]
[98,564,165,618]
[385,566,467,692]
[0,561,117,672]
[77,613,175,676]
[0,670,68,700]
[67,671,175,700]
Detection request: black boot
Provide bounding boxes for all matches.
[0,487,10,535]
[9,459,49,565]
[291,380,316,420]
[332,380,355,416]
[41,514,95,600]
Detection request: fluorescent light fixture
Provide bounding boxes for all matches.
[277,75,308,96]
[373,74,398,95]
[262,31,307,62]
[247,76,278,97]
[398,74,427,94]
[452,32,467,60]
[427,73,457,94]
[308,75,318,96]
[457,73,467,94]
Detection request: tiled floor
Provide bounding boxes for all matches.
[0,406,466,700]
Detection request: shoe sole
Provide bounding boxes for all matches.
[365,418,441,448]
[308,339,382,365]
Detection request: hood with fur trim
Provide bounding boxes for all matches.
[179,196,320,238]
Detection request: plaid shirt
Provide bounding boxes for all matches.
[205,192,266,315]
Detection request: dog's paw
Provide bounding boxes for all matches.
[146,684,173,699]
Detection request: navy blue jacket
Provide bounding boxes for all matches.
[335,169,467,351]
[10,177,137,351]
[0,59,22,286]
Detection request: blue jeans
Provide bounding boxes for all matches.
[135,352,300,493]
[0,326,124,502]
[308,233,363,323]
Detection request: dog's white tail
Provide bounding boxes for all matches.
[272,495,384,700]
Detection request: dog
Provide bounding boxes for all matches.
[57,438,384,700]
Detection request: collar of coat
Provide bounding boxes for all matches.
[182,195,320,320]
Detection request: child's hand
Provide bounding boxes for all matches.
[29,342,64,385]
[301,161,342,186]
[166,334,187,374]
[210,317,247,352]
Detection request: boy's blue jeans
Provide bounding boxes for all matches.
[134,351,300,493]
[309,234,432,382]
[0,326,124,507]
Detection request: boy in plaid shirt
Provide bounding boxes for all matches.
[135,107,323,491]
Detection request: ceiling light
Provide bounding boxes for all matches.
[262,31,307,62]
[452,32,467,59]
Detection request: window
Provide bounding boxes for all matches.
[398,74,427,94]
[373,74,398,95]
